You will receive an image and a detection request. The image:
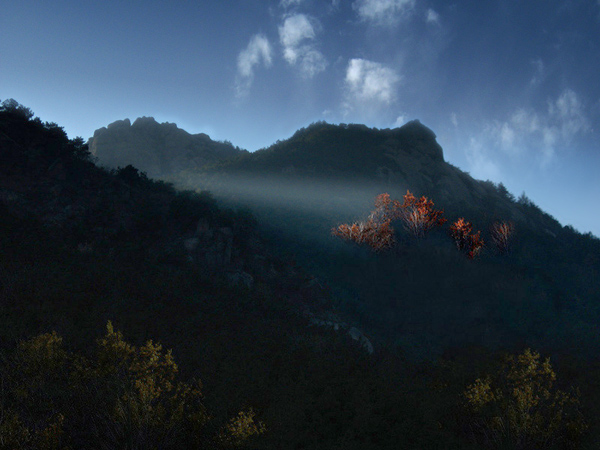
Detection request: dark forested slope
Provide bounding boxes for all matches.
[2,100,599,449]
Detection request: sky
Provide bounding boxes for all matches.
[2,0,599,237]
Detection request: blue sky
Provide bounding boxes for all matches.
[2,0,599,236]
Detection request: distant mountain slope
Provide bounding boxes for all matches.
[87,115,600,360]
[171,120,600,359]
[179,120,557,234]
[88,116,245,178]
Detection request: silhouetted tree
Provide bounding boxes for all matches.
[0,98,34,119]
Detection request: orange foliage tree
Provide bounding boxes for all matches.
[449,218,484,259]
[332,191,446,251]
[398,190,447,238]
[332,218,396,251]
[490,220,514,254]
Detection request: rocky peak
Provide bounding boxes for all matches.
[88,117,242,178]
[393,119,444,163]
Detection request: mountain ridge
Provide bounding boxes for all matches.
[88,116,245,178]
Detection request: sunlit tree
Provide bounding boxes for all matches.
[449,218,484,259]
[332,191,446,250]
[397,190,447,238]
[463,348,586,449]
[332,217,396,251]
[490,221,514,254]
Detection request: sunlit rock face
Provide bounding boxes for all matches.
[88,117,242,177]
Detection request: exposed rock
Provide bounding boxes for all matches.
[88,117,243,178]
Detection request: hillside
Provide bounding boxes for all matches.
[2,99,600,449]
[156,120,600,359]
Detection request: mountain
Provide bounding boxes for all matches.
[88,116,244,178]
[164,120,600,360]
[89,117,600,361]
[3,100,600,449]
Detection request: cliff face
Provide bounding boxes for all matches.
[88,117,243,178]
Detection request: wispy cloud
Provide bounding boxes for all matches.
[465,136,503,181]
[344,58,399,105]
[466,89,589,173]
[235,34,273,97]
[280,0,304,8]
[426,8,440,24]
[450,112,458,127]
[278,14,327,78]
[530,58,545,86]
[353,0,416,26]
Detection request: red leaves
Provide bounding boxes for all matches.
[332,190,446,251]
[332,218,395,252]
[449,218,484,259]
[333,190,512,260]
[490,221,514,254]
[399,190,447,238]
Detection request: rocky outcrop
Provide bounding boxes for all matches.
[88,117,243,178]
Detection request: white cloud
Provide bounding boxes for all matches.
[470,89,589,171]
[353,0,416,25]
[426,8,440,24]
[235,34,273,97]
[280,14,316,64]
[344,58,399,105]
[280,0,304,7]
[549,88,589,139]
[394,114,408,126]
[279,14,327,78]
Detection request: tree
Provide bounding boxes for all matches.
[463,349,586,449]
[496,182,515,202]
[490,221,514,254]
[449,218,484,259]
[0,98,34,119]
[332,191,447,250]
[397,190,447,238]
[0,322,266,449]
[332,217,396,251]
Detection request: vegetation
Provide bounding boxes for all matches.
[0,324,264,449]
[1,100,600,449]
[463,349,586,449]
